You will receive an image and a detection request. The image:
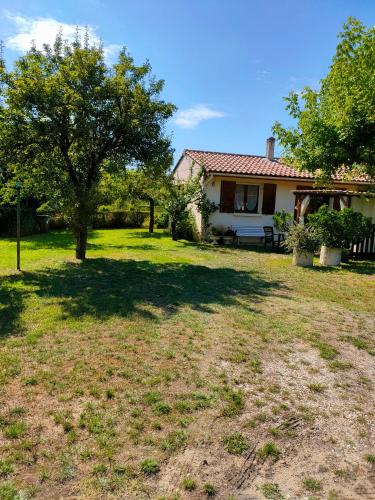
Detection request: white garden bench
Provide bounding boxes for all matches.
[230,225,265,245]
[230,225,283,249]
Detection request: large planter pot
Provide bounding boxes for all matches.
[292,250,314,267]
[320,246,342,266]
[210,235,221,245]
[222,236,233,245]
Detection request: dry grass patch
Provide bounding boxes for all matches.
[0,229,374,498]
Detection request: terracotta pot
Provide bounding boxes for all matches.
[292,250,314,267]
[320,246,342,266]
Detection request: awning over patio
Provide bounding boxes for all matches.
[292,189,375,223]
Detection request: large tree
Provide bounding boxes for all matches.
[273,18,375,180]
[0,33,175,258]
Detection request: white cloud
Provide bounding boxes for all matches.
[4,11,122,61]
[174,104,226,129]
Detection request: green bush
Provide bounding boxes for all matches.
[273,209,293,233]
[283,223,321,254]
[175,211,198,241]
[92,210,147,229]
[308,205,372,248]
[340,208,372,242]
[155,211,169,229]
[49,214,68,230]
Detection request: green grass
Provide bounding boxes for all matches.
[223,432,249,454]
[0,228,374,498]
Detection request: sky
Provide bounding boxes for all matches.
[0,0,374,164]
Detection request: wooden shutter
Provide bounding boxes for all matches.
[262,183,277,214]
[220,181,236,213]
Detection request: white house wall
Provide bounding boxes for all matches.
[205,176,306,230]
[174,155,375,239]
[173,154,203,234]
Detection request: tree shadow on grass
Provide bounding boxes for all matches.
[304,260,375,275]
[0,258,282,338]
[0,277,25,339]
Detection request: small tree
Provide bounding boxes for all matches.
[161,172,202,241]
[124,168,169,233]
[0,33,175,259]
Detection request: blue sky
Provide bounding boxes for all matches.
[0,0,374,164]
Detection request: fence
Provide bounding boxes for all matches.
[348,224,375,260]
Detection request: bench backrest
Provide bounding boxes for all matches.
[230,225,265,236]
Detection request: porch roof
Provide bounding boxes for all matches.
[292,189,375,197]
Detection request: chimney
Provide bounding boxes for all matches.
[266,137,275,161]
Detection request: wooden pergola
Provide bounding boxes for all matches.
[292,189,374,223]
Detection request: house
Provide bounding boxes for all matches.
[173,137,375,242]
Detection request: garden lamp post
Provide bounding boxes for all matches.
[15,181,21,271]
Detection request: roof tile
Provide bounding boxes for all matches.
[184,149,369,182]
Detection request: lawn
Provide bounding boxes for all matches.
[0,229,374,499]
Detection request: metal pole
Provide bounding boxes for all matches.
[16,184,21,271]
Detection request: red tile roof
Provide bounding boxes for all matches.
[183,149,370,183]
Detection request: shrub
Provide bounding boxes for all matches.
[210,226,225,237]
[155,211,169,228]
[308,205,372,248]
[273,209,293,233]
[283,223,320,254]
[92,210,147,229]
[175,211,198,241]
[140,458,160,475]
[340,208,372,242]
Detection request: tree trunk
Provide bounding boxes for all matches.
[171,220,177,241]
[75,226,88,260]
[149,198,154,233]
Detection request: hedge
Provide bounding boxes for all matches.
[0,207,40,236]
[92,211,148,229]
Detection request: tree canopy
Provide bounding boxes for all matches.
[273,18,375,181]
[0,32,175,258]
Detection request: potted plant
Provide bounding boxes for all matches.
[210,226,224,244]
[284,223,320,267]
[223,228,235,245]
[308,206,371,266]
[308,206,343,266]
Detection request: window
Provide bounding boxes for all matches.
[234,184,259,213]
